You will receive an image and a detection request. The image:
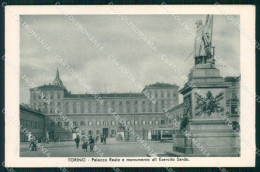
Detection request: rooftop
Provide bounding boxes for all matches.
[30,84,68,91]
[224,76,240,82]
[64,92,145,99]
[20,104,46,117]
[142,82,179,92]
[165,103,184,113]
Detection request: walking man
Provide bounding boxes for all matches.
[75,135,80,149]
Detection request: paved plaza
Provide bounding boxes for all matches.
[20,139,173,157]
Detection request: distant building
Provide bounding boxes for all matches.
[20,105,46,141]
[225,76,240,125]
[28,70,179,141]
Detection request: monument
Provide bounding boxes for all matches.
[170,15,240,157]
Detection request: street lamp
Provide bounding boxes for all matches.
[143,128,145,140]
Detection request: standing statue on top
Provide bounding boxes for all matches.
[194,15,215,66]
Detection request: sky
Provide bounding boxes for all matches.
[20,15,240,104]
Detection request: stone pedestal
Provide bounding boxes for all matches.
[170,63,240,157]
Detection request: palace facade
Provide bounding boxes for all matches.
[28,70,179,141]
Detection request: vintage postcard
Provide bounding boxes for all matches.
[4,4,256,167]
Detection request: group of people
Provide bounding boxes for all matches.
[29,136,42,151]
[74,135,107,152]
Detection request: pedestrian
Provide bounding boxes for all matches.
[103,135,106,144]
[96,135,99,143]
[31,138,37,151]
[29,136,34,151]
[89,136,94,151]
[74,135,80,149]
[101,135,103,143]
[81,136,88,152]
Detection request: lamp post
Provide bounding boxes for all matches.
[143,128,145,140]
[127,128,129,140]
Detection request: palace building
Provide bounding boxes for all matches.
[23,69,240,142]
[28,70,180,141]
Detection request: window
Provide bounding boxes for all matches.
[111,101,115,111]
[88,102,92,113]
[73,102,77,113]
[73,121,78,126]
[43,103,48,113]
[232,121,240,131]
[50,102,54,113]
[96,121,101,126]
[65,102,69,113]
[142,120,146,125]
[167,92,170,97]
[155,92,158,98]
[149,121,153,125]
[127,121,131,125]
[103,102,108,113]
[88,130,92,135]
[231,104,238,114]
[119,102,123,113]
[57,92,61,99]
[149,102,152,112]
[155,102,158,112]
[161,92,164,98]
[96,104,100,113]
[161,120,165,124]
[50,92,54,99]
[161,101,165,111]
[135,101,138,112]
[173,92,177,97]
[80,102,84,113]
[226,105,230,114]
[134,121,138,125]
[111,130,116,135]
[58,122,62,127]
[96,130,100,135]
[111,121,115,125]
[126,101,130,113]
[80,121,85,126]
[65,122,69,126]
[232,93,237,99]
[88,121,92,126]
[103,121,108,126]
[50,122,55,126]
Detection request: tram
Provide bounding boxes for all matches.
[151,128,177,141]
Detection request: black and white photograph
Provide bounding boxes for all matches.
[4,5,255,167]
